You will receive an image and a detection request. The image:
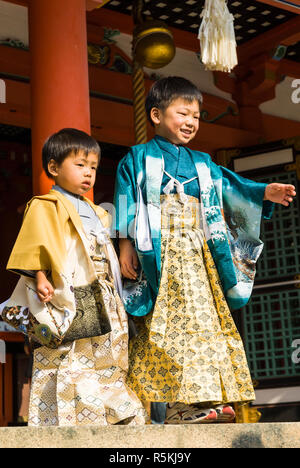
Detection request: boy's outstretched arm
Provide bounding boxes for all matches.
[264,183,296,206]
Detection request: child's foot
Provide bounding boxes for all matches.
[215,405,236,422]
[164,402,217,424]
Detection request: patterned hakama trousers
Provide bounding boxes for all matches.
[28,235,148,426]
[127,194,255,405]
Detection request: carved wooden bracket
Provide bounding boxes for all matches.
[200,106,239,124]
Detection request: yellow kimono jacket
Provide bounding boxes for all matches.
[2,189,113,347]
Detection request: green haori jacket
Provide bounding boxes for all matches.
[114,138,274,316]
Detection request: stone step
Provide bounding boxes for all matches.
[0,422,300,448]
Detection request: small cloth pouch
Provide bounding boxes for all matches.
[0,276,75,348]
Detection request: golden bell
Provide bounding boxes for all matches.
[133,20,175,69]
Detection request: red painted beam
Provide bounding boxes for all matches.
[279,58,300,77]
[0,332,24,343]
[87,8,199,51]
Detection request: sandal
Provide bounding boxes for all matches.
[215,405,236,422]
[165,402,217,424]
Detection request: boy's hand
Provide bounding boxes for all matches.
[119,239,139,280]
[36,271,54,303]
[264,183,296,206]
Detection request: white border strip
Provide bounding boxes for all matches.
[255,386,300,405]
[233,148,293,173]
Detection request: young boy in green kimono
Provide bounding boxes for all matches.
[114,77,296,424]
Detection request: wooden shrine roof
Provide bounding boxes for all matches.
[103,0,300,64]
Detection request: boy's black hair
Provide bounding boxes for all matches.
[42,128,101,178]
[145,76,203,126]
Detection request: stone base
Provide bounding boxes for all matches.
[0,422,300,448]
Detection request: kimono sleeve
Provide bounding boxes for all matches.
[212,163,274,221]
[7,198,67,277]
[207,161,275,309]
[113,151,137,240]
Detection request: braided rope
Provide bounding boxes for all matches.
[133,0,143,25]
[132,59,147,144]
[132,0,147,145]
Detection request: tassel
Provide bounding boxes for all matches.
[198,0,238,73]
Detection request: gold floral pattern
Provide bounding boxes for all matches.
[127,194,255,405]
[28,235,148,426]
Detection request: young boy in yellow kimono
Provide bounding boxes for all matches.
[114,77,296,424]
[1,128,147,426]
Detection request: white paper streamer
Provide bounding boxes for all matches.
[198,0,238,73]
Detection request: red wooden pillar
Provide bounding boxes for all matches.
[29,0,93,199]
[0,354,13,427]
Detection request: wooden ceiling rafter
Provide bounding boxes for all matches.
[2,0,111,11]
[3,1,300,65]
[2,0,300,81]
[237,15,300,64]
[87,7,300,74]
[256,0,300,14]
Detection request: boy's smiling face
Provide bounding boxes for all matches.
[48,150,99,196]
[151,97,200,145]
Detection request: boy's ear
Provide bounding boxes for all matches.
[48,159,59,177]
[150,107,161,126]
